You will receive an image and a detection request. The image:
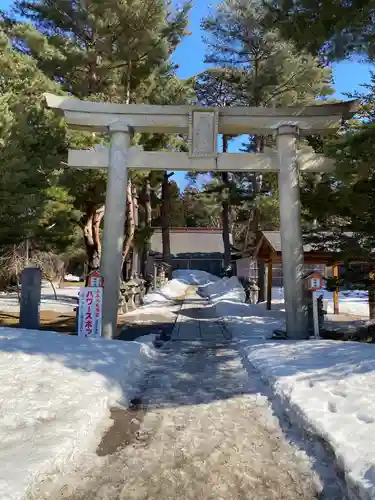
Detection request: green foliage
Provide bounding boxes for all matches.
[7,0,192,101]
[194,68,243,107]
[182,187,221,227]
[202,0,333,107]
[302,74,375,297]
[0,31,76,252]
[0,0,194,270]
[265,0,375,61]
[195,0,334,251]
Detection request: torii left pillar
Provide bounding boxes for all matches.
[101,122,132,339]
[277,125,308,339]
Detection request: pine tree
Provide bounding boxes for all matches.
[4,0,192,273]
[265,0,375,61]
[199,0,333,276]
[182,187,221,228]
[203,0,333,108]
[0,30,76,254]
[301,75,375,317]
[194,69,244,267]
[7,0,191,101]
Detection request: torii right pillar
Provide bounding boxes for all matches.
[277,125,308,339]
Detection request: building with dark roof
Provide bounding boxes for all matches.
[149,227,226,277]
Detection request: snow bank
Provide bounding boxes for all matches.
[0,328,155,500]
[143,270,220,305]
[199,276,246,303]
[326,289,369,318]
[242,340,375,500]
[197,276,272,340]
[64,274,81,282]
[219,301,285,340]
[172,269,220,286]
[271,287,369,318]
[203,275,375,500]
[0,285,80,314]
[143,278,190,305]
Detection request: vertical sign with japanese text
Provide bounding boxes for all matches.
[78,287,103,338]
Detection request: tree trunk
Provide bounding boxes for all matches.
[161,171,172,275]
[140,175,152,278]
[82,205,105,277]
[125,59,132,105]
[369,283,375,320]
[222,135,232,269]
[249,135,265,298]
[131,184,139,277]
[122,180,135,266]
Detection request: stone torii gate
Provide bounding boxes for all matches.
[45,94,356,340]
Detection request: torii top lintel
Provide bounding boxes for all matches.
[44,93,358,136]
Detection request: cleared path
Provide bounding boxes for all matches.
[171,288,230,342]
[37,290,329,500]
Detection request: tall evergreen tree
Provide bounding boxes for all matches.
[182,187,222,228]
[3,0,192,272]
[199,0,333,274]
[265,0,375,61]
[301,75,375,318]
[0,30,76,254]
[203,0,333,108]
[195,69,244,267]
[6,0,191,101]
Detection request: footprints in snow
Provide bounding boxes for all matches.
[330,388,348,398]
[308,380,374,425]
[356,413,375,424]
[328,401,338,414]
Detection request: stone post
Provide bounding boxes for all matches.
[153,264,158,290]
[101,122,132,339]
[276,125,308,339]
[20,267,42,330]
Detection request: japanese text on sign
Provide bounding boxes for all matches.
[87,270,104,288]
[310,278,320,289]
[78,287,103,338]
[306,274,323,292]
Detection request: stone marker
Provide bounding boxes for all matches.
[20,267,42,330]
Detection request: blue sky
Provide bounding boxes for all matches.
[171,1,373,188]
[1,0,373,188]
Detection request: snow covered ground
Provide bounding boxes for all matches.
[31,281,327,500]
[143,278,190,305]
[0,283,80,314]
[0,328,156,500]
[242,339,375,500]
[64,274,82,283]
[0,278,189,315]
[183,271,375,500]
[142,271,219,306]
[271,286,369,318]
[3,269,373,499]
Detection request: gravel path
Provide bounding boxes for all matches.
[35,292,335,500]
